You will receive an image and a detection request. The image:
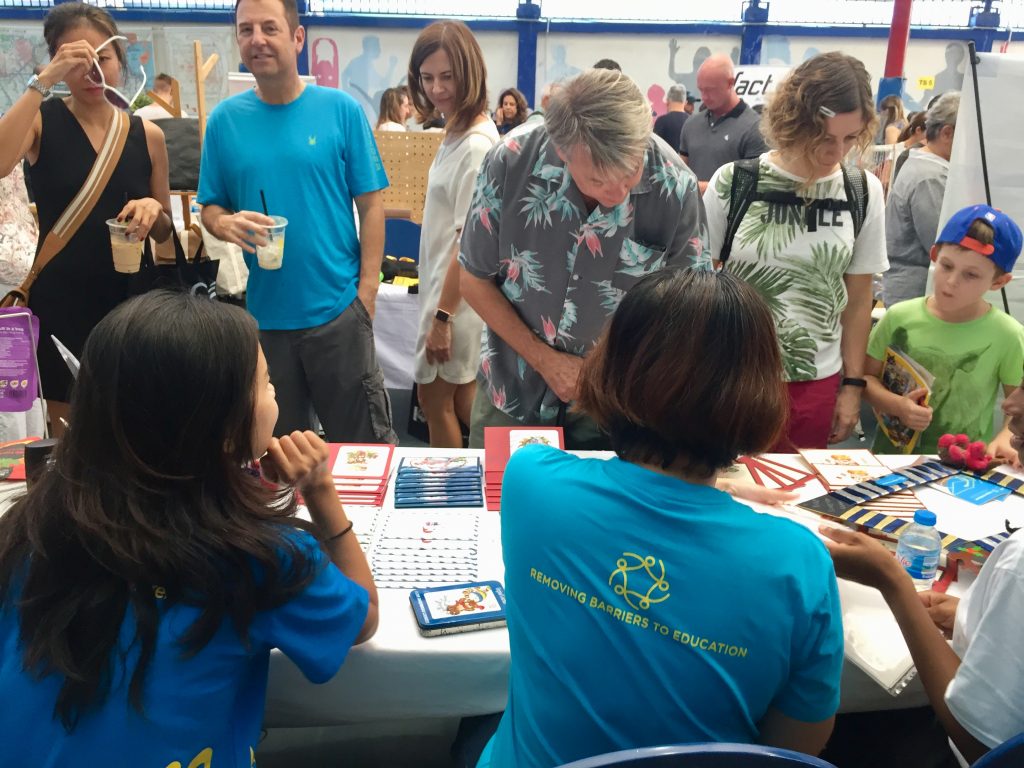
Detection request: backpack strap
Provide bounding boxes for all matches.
[840,162,869,238]
[721,157,761,267]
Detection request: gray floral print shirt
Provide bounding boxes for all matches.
[459,126,710,423]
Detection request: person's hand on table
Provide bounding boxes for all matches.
[918,591,959,638]
[117,197,165,242]
[425,317,452,365]
[828,387,862,444]
[717,479,798,506]
[214,210,273,254]
[539,348,583,403]
[896,387,933,432]
[819,524,905,592]
[260,430,331,495]
[987,432,1021,469]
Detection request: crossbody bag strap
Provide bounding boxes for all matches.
[19,109,131,295]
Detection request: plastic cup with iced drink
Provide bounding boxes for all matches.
[106,218,143,274]
[256,216,288,270]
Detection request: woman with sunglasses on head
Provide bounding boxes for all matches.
[0,2,172,438]
[407,21,498,447]
[702,52,888,451]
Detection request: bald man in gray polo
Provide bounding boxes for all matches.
[680,54,767,192]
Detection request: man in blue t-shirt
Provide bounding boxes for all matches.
[199,0,395,443]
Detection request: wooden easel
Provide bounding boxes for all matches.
[144,76,190,228]
[193,41,219,142]
[143,43,217,250]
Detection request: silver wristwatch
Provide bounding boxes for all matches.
[26,74,52,99]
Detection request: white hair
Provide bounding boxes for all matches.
[925,91,960,141]
[545,68,651,173]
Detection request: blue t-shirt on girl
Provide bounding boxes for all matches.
[0,531,367,767]
[479,444,844,768]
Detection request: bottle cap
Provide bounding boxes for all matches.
[913,509,937,527]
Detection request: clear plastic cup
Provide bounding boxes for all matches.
[256,215,288,270]
[106,218,143,274]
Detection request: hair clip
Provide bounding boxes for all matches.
[818,105,836,118]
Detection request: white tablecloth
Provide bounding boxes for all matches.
[373,283,419,391]
[265,449,1024,726]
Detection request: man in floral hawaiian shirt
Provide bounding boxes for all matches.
[459,68,710,448]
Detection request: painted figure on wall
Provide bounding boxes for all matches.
[922,43,966,105]
[668,40,710,96]
[547,44,581,83]
[311,36,339,89]
[341,34,398,124]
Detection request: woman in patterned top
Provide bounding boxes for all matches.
[702,52,889,450]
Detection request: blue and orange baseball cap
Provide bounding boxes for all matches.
[936,204,1023,273]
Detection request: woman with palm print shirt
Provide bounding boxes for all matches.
[701,53,888,450]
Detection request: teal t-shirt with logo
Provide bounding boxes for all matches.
[868,298,1024,455]
[479,444,843,768]
[198,86,388,330]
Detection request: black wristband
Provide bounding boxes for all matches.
[326,521,354,542]
[841,377,867,388]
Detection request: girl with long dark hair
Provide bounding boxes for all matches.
[0,291,377,765]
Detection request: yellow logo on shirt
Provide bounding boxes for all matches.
[165,747,212,768]
[308,135,317,146]
[609,552,670,610]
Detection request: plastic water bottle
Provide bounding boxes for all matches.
[896,510,943,590]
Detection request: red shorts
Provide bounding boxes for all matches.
[772,372,841,452]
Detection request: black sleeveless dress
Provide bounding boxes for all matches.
[28,100,152,401]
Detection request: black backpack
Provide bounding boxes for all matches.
[719,157,869,265]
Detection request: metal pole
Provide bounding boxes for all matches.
[968,41,1008,313]
[877,0,913,103]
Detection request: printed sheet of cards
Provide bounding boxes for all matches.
[374,457,484,588]
[323,446,489,590]
[371,508,482,589]
[331,443,395,506]
[394,456,483,508]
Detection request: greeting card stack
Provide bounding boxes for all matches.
[394,456,483,508]
[329,443,395,506]
[484,426,565,511]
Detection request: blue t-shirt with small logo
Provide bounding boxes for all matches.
[198,85,388,330]
[479,444,843,768]
[0,531,367,767]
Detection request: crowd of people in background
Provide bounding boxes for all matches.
[0,1,1022,767]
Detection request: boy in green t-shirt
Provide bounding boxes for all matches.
[866,204,1024,463]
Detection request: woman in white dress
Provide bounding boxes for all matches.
[408,21,498,447]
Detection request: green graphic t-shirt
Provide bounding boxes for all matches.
[704,154,888,382]
[868,297,1024,454]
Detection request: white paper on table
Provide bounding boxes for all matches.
[838,579,917,696]
[916,484,1024,543]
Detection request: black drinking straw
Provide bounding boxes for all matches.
[259,190,272,242]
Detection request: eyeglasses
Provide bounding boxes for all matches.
[85,35,147,110]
